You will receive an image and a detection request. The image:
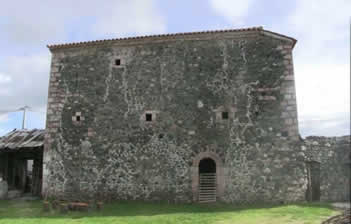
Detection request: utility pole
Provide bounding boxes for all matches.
[18,106,30,129]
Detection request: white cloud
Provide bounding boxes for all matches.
[0,73,12,96]
[0,0,167,46]
[0,1,67,45]
[299,112,350,137]
[294,61,350,137]
[0,53,51,113]
[91,0,166,37]
[288,0,351,62]
[0,114,9,123]
[287,0,351,136]
[295,63,350,117]
[208,0,253,25]
[0,73,11,84]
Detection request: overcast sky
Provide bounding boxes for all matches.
[0,0,350,137]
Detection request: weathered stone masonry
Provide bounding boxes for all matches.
[44,27,314,203]
[303,136,350,202]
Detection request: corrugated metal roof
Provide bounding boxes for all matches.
[47,27,297,50]
[0,129,45,151]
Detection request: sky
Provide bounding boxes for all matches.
[0,0,350,137]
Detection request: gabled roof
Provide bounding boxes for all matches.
[0,129,45,151]
[47,26,297,51]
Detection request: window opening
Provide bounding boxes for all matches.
[146,113,152,122]
[222,112,229,120]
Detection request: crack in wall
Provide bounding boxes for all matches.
[220,40,229,71]
[103,63,113,102]
[238,40,247,65]
[241,81,259,136]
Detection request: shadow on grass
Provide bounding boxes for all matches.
[0,199,335,220]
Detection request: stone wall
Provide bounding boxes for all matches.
[303,136,350,202]
[43,30,305,203]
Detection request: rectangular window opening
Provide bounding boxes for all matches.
[76,116,81,122]
[145,113,152,122]
[115,59,121,66]
[222,112,229,120]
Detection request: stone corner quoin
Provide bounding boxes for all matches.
[42,28,350,204]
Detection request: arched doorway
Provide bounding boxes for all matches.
[198,158,216,202]
[192,151,224,203]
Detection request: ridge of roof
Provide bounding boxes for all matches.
[47,26,296,51]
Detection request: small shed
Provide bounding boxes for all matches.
[0,129,44,196]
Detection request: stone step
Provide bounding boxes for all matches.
[199,190,216,192]
[200,187,216,189]
[199,197,216,201]
[200,200,216,203]
[199,172,216,203]
[199,193,216,195]
[199,200,216,203]
[199,192,216,196]
[199,195,216,199]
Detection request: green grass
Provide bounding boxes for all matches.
[0,200,340,224]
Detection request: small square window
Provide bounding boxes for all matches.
[222,112,229,120]
[76,116,81,122]
[145,113,152,122]
[115,59,121,66]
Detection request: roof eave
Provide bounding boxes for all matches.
[261,30,297,49]
[47,27,297,51]
[47,27,265,51]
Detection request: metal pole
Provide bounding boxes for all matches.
[19,105,30,129]
[22,108,26,129]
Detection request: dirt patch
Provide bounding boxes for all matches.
[321,209,350,224]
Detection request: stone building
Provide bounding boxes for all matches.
[42,27,350,203]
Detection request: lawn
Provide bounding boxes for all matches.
[0,200,340,224]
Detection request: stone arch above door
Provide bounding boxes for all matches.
[191,151,225,202]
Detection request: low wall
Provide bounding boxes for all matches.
[303,136,350,202]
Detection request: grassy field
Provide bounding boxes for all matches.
[0,200,339,224]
